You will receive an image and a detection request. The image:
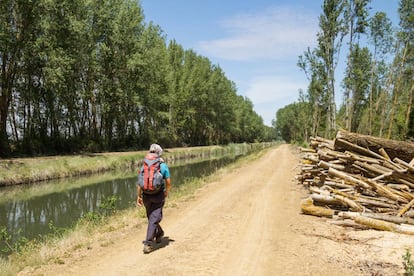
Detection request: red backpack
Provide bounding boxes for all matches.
[138,153,164,194]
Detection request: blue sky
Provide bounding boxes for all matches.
[140,0,400,126]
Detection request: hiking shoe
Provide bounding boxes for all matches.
[155,231,164,243]
[143,244,153,254]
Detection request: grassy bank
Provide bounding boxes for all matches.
[0,151,147,186]
[0,143,275,186]
[0,145,274,275]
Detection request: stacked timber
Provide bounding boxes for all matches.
[298,130,414,235]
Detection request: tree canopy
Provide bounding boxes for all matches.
[0,0,273,157]
[278,0,414,143]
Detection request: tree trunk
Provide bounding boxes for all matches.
[353,216,414,235]
[0,55,12,156]
[388,43,408,139]
[301,197,335,218]
[368,48,377,135]
[334,129,414,162]
[405,77,414,135]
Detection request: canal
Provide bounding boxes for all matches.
[0,153,244,252]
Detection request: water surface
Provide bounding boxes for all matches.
[0,155,242,249]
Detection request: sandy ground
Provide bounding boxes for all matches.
[23,145,414,275]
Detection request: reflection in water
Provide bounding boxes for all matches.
[0,155,240,250]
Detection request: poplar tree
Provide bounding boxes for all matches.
[0,0,30,155]
[345,45,372,132]
[343,0,370,131]
[367,12,394,135]
[298,48,326,137]
[398,0,414,138]
[316,0,346,138]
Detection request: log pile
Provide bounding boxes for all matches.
[298,130,414,235]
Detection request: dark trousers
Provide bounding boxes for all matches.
[142,191,165,245]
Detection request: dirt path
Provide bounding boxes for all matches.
[28,145,410,275]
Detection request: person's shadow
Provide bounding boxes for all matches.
[151,236,175,252]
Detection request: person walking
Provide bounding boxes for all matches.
[137,144,172,254]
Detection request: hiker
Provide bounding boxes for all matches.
[137,143,172,254]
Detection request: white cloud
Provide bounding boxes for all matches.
[194,5,318,126]
[197,6,318,61]
[245,76,303,104]
[245,75,307,125]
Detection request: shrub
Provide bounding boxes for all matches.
[403,249,414,276]
[0,227,28,255]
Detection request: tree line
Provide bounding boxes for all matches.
[275,0,413,144]
[0,0,275,157]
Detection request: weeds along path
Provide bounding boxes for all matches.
[27,144,401,275]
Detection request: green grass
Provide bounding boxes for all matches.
[0,152,146,185]
[404,249,414,276]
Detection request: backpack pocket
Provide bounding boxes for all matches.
[152,171,164,190]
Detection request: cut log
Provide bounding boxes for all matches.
[299,147,316,153]
[388,171,414,189]
[387,184,411,192]
[365,178,408,203]
[392,189,414,201]
[334,194,364,212]
[323,180,354,189]
[311,194,342,206]
[317,149,337,161]
[325,186,356,200]
[405,210,414,218]
[329,219,370,230]
[394,157,414,174]
[310,136,334,150]
[355,196,397,209]
[319,148,349,160]
[372,171,393,181]
[345,151,381,164]
[318,160,346,171]
[303,154,319,164]
[309,186,330,196]
[339,211,414,225]
[379,148,391,160]
[353,160,392,177]
[301,197,334,218]
[353,216,414,235]
[397,198,414,217]
[335,138,385,160]
[335,129,414,162]
[327,167,370,189]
